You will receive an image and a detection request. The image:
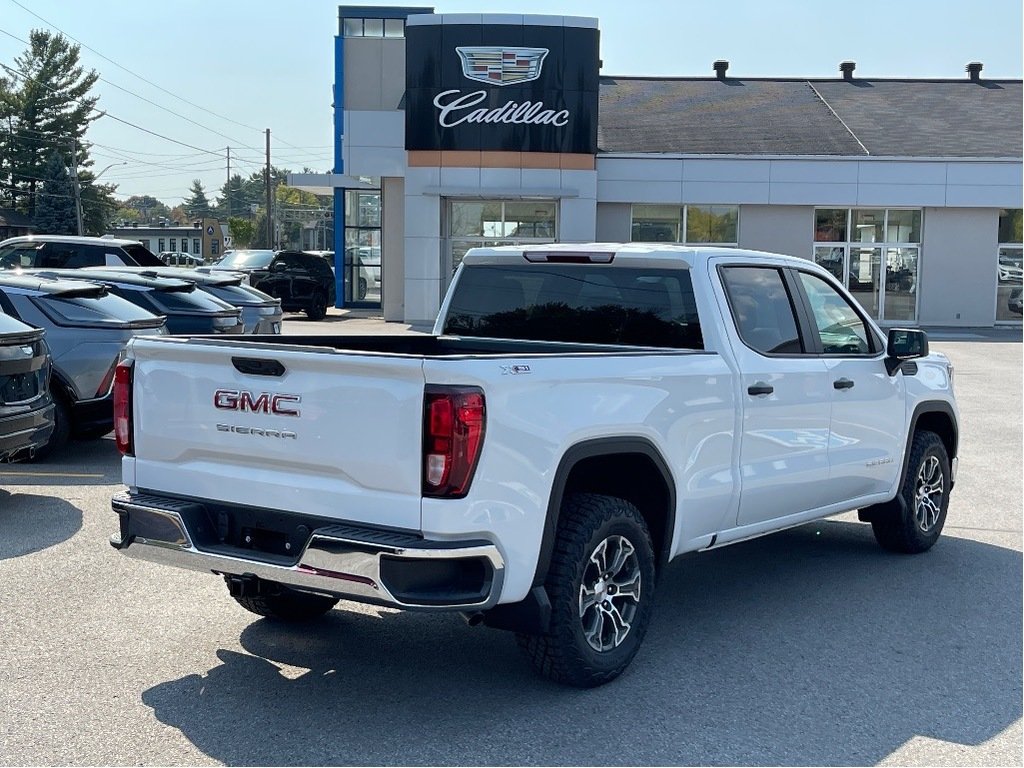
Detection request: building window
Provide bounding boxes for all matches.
[169,238,176,252]
[446,199,557,279]
[630,205,739,245]
[343,17,395,37]
[193,238,201,255]
[158,238,165,252]
[996,209,1022,323]
[211,239,219,256]
[345,188,382,304]
[812,208,922,323]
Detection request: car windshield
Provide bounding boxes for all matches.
[0,244,43,269]
[215,251,274,269]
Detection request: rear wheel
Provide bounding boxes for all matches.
[231,583,339,621]
[305,290,328,320]
[517,493,656,687]
[357,277,368,300]
[871,430,950,553]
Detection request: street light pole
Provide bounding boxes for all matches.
[75,161,126,235]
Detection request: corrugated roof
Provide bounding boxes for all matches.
[598,77,1022,158]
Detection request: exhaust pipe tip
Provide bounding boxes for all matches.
[462,611,486,627]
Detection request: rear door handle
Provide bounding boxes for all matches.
[747,382,774,396]
[833,378,855,390]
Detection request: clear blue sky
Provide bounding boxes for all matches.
[1,0,1020,206]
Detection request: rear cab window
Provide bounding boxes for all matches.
[443,264,704,349]
[720,266,804,355]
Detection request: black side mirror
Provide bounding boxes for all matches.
[270,261,287,273]
[885,328,929,375]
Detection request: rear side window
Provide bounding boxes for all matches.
[721,266,803,355]
[443,265,703,349]
[0,245,44,269]
[34,292,158,326]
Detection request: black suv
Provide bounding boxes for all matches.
[249,251,336,320]
[0,312,54,462]
[0,235,165,269]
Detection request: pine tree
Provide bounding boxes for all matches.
[5,30,99,217]
[32,151,77,234]
[184,179,212,218]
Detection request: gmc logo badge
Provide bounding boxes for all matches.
[214,389,301,417]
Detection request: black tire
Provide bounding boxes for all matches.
[305,290,328,320]
[517,493,656,688]
[357,277,368,300]
[871,430,950,553]
[231,584,339,621]
[29,393,71,461]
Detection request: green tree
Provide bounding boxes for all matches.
[32,150,76,234]
[228,217,256,248]
[114,194,170,225]
[2,30,99,217]
[183,179,212,218]
[78,169,118,235]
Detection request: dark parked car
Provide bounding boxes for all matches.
[91,267,284,334]
[0,312,54,462]
[208,249,275,277]
[0,235,164,269]
[249,250,336,320]
[0,274,166,457]
[35,269,244,336]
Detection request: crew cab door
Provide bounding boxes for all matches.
[792,270,905,501]
[717,264,833,526]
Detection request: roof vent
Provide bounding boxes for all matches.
[713,60,729,79]
[966,61,983,81]
[840,61,856,80]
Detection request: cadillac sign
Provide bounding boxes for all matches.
[405,22,599,154]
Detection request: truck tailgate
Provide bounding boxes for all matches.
[129,338,426,530]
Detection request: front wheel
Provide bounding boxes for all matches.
[517,493,656,687]
[871,430,951,553]
[305,290,328,320]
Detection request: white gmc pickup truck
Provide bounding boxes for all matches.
[110,244,959,687]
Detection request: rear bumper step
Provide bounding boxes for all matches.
[110,492,504,610]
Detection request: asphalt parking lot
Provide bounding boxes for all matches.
[0,316,1020,766]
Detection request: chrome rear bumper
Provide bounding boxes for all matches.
[110,492,504,610]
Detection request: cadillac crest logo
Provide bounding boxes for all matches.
[456,46,548,86]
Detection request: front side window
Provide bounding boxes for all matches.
[798,272,874,354]
[721,266,802,355]
[813,208,922,323]
[443,265,703,349]
[631,205,739,246]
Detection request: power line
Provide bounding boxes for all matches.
[0,58,224,158]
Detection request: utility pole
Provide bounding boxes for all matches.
[70,139,84,236]
[264,129,272,249]
[226,146,231,219]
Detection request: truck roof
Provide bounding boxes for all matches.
[461,243,811,269]
[0,234,143,249]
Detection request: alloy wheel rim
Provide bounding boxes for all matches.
[915,455,944,532]
[578,534,642,652]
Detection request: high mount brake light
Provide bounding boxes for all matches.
[113,360,133,455]
[422,386,486,498]
[523,252,615,264]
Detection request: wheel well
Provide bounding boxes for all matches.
[563,452,673,568]
[915,410,957,461]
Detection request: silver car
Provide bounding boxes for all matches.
[0,273,166,458]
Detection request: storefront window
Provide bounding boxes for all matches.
[345,188,381,303]
[630,205,738,245]
[446,199,556,278]
[813,208,922,323]
[996,209,1023,323]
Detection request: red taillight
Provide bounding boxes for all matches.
[422,386,485,498]
[113,360,133,455]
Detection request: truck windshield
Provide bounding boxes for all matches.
[443,265,704,349]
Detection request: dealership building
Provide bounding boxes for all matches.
[289,6,1023,326]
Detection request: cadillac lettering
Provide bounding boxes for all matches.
[433,90,570,128]
[213,389,301,416]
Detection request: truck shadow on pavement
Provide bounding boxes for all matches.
[141,520,1022,766]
